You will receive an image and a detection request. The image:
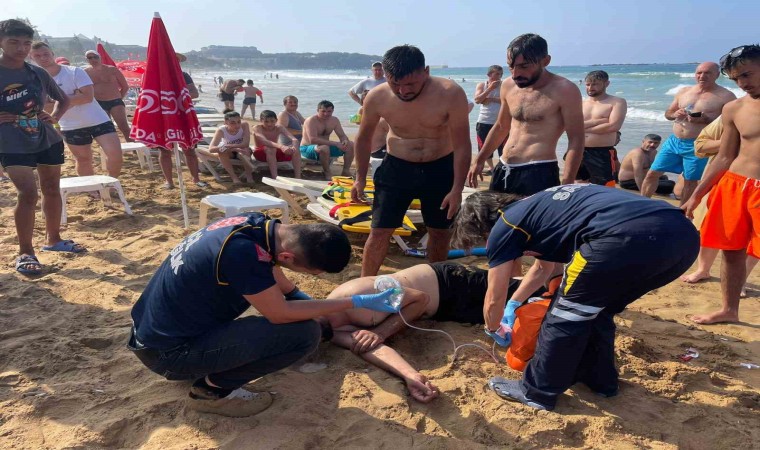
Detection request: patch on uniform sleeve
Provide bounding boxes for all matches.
[255,244,272,262]
[207,216,248,231]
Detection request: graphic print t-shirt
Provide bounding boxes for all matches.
[0,63,64,154]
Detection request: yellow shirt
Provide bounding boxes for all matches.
[694,116,723,158]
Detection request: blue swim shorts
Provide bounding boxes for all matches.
[649,134,706,180]
[300,144,343,161]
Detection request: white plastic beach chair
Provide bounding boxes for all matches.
[59,175,133,225]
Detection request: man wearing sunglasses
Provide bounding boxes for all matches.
[683,45,760,325]
[83,50,132,142]
[640,62,735,204]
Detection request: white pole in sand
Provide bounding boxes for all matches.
[174,143,190,229]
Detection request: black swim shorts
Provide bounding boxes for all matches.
[620,177,675,195]
[489,160,560,195]
[61,121,116,146]
[243,97,256,105]
[475,122,505,156]
[0,141,65,168]
[429,262,537,324]
[576,147,618,186]
[220,92,235,102]
[97,98,125,112]
[372,153,454,230]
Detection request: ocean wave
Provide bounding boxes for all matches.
[679,73,695,78]
[278,72,365,80]
[665,84,691,95]
[729,87,746,98]
[627,107,668,122]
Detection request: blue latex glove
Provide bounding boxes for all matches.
[352,289,399,313]
[285,287,312,301]
[504,300,521,328]
[484,327,511,347]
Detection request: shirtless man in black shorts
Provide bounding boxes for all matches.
[468,33,584,194]
[352,45,471,276]
[220,79,245,111]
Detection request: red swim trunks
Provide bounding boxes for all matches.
[253,146,293,162]
[700,171,760,258]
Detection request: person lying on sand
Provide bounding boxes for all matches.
[319,262,536,403]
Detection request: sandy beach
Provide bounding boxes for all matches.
[0,134,759,450]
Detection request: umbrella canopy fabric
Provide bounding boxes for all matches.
[129,13,202,150]
[96,43,116,66]
[120,70,144,88]
[116,60,147,74]
[130,12,202,228]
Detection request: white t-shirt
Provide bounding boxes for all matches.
[350,77,386,95]
[53,65,110,131]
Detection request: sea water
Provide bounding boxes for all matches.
[190,64,743,163]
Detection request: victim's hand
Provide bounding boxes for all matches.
[349,329,384,354]
[405,373,439,403]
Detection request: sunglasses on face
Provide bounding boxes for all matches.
[86,55,100,60]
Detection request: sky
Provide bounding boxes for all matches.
[5,0,757,67]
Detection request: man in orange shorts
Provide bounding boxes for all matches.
[252,110,302,179]
[683,44,760,324]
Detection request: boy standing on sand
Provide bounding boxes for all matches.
[0,19,85,275]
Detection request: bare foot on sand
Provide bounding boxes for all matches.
[690,310,739,324]
[681,270,711,283]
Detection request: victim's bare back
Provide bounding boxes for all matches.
[301,115,343,146]
[84,65,125,101]
[501,74,581,164]
[671,84,735,139]
[326,265,441,328]
[366,76,464,162]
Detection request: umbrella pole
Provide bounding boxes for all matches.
[174,143,190,229]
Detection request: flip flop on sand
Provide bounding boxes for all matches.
[195,181,210,188]
[0,176,10,182]
[42,240,86,254]
[162,183,175,190]
[15,254,42,276]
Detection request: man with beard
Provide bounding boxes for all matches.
[468,33,584,195]
[576,70,627,185]
[351,45,471,276]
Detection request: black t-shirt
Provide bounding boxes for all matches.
[487,184,682,267]
[131,213,279,350]
[0,62,65,154]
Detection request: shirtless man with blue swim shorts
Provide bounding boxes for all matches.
[640,62,735,204]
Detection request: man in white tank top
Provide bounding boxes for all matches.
[473,65,505,173]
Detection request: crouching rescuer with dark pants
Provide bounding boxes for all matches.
[452,185,699,411]
[128,213,400,417]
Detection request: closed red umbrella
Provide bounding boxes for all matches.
[130,12,202,228]
[96,43,116,66]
